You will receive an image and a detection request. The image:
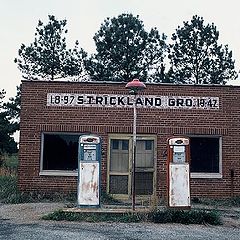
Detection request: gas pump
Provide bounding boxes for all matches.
[167,137,191,208]
[77,135,101,207]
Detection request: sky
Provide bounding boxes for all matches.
[1,0,240,99]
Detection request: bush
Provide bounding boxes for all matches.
[0,175,18,202]
[192,197,240,207]
[231,197,240,206]
[43,209,221,225]
[0,175,77,204]
[42,210,146,223]
[2,154,18,170]
[151,209,222,225]
[0,175,41,204]
[0,154,18,176]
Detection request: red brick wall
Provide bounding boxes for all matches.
[18,81,240,199]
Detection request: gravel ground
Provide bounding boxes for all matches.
[0,202,240,240]
[0,202,65,224]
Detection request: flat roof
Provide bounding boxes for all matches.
[21,79,240,89]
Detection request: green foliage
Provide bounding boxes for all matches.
[42,210,146,223]
[0,174,77,204]
[100,191,122,204]
[86,13,167,82]
[152,209,221,225]
[230,197,240,207]
[0,89,6,105]
[43,209,221,225]
[1,154,18,170]
[0,122,17,155]
[14,15,87,81]
[192,197,240,207]
[0,90,18,155]
[168,15,237,84]
[0,175,19,203]
[3,85,21,131]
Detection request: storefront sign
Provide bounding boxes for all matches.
[47,93,219,110]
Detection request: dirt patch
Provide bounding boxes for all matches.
[0,202,65,223]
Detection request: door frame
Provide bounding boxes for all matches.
[107,134,157,200]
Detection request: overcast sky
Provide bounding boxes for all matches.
[1,0,240,99]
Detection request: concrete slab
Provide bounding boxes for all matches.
[63,205,153,214]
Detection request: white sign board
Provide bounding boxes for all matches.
[47,93,219,110]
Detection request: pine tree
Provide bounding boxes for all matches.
[14,15,87,81]
[0,90,18,155]
[85,13,167,82]
[168,15,237,84]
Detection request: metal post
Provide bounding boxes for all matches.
[132,94,137,211]
[125,79,146,212]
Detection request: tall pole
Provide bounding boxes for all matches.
[132,94,137,211]
[125,79,146,212]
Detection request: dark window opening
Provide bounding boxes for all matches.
[190,137,220,173]
[109,175,128,194]
[112,139,119,150]
[135,172,153,195]
[145,140,152,150]
[122,140,129,150]
[42,134,79,171]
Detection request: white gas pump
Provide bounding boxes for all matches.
[167,137,191,209]
[77,135,101,207]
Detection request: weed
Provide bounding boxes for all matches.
[192,197,240,207]
[42,210,146,223]
[151,209,222,225]
[0,175,77,204]
[100,191,122,205]
[230,197,240,207]
[2,154,18,170]
[43,209,221,225]
[0,154,18,175]
[0,175,18,203]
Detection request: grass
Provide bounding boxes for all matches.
[100,191,122,205]
[151,209,222,225]
[0,175,19,203]
[42,209,222,225]
[0,154,122,205]
[1,154,18,170]
[42,210,146,223]
[0,154,18,175]
[192,196,240,207]
[0,174,121,205]
[0,175,77,204]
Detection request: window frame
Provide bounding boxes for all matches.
[107,134,157,198]
[40,132,80,176]
[189,135,222,179]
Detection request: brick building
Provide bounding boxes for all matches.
[18,80,240,199]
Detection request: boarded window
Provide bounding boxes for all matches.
[190,137,220,173]
[42,133,79,171]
